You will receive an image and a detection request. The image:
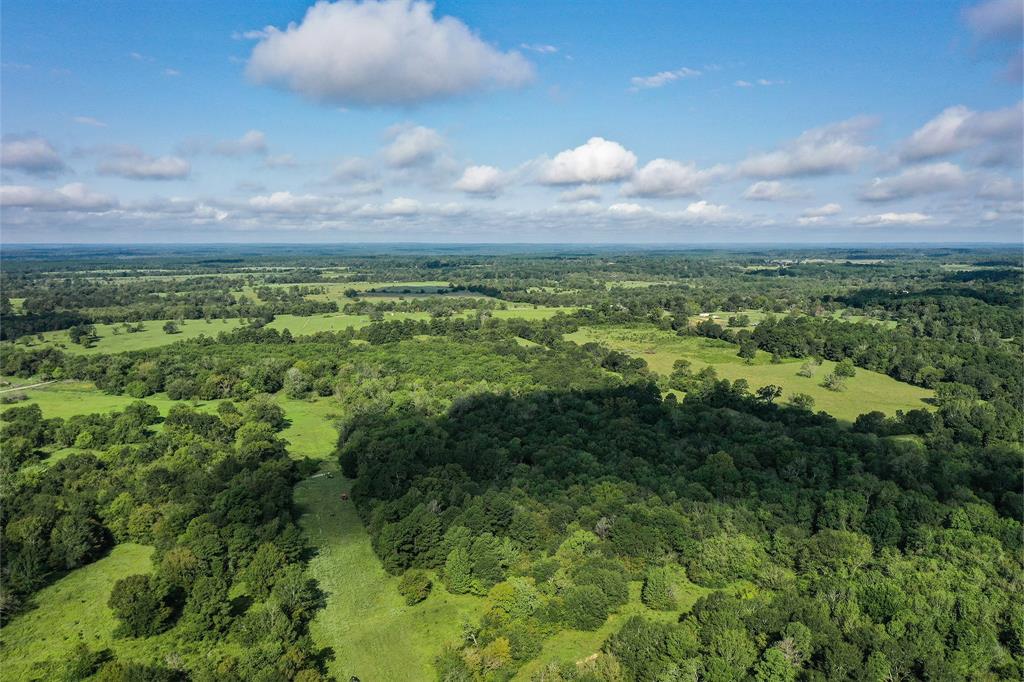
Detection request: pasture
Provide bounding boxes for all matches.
[566,325,933,422]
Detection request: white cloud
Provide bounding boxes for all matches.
[73,116,107,128]
[622,159,726,198]
[964,0,1024,41]
[629,67,701,90]
[538,137,637,185]
[454,165,506,195]
[520,43,558,54]
[853,212,931,225]
[860,162,967,201]
[900,103,1023,163]
[97,147,190,180]
[384,124,444,167]
[163,68,181,77]
[0,183,117,212]
[978,175,1022,199]
[802,202,842,217]
[1,136,67,176]
[558,186,602,203]
[232,28,274,40]
[248,191,337,214]
[214,130,267,156]
[683,200,728,220]
[355,196,464,217]
[797,203,842,225]
[742,180,801,201]
[738,117,877,177]
[735,78,784,87]
[129,51,155,63]
[246,0,533,106]
[607,202,649,217]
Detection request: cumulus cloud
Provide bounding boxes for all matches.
[853,212,931,225]
[683,200,728,220]
[964,0,1024,41]
[97,147,191,180]
[622,159,726,198]
[1,135,67,176]
[797,203,842,225]
[0,183,117,212]
[538,137,637,185]
[248,191,339,214]
[383,124,445,168]
[860,162,967,201]
[354,196,464,217]
[899,103,1023,163]
[453,165,506,195]
[629,67,701,90]
[977,175,1023,199]
[741,180,802,201]
[246,0,534,106]
[737,117,877,178]
[607,202,649,217]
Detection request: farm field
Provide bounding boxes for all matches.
[566,325,933,422]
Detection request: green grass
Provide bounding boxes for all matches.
[20,317,246,355]
[0,381,183,420]
[566,325,933,422]
[296,462,482,681]
[277,397,341,461]
[0,544,154,679]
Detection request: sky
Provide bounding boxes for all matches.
[1,0,1022,244]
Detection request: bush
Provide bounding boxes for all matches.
[398,570,432,605]
[562,584,608,630]
[108,574,172,638]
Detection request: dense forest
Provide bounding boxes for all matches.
[0,245,1021,681]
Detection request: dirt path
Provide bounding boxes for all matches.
[0,380,59,393]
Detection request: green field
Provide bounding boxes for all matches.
[566,325,933,422]
[296,463,482,681]
[21,317,246,355]
[0,544,155,679]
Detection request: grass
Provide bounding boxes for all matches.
[566,325,933,423]
[296,462,482,681]
[19,317,246,355]
[0,544,154,679]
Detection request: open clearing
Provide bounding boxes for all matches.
[296,462,482,681]
[566,325,933,422]
[22,317,246,355]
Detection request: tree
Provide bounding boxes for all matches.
[641,566,678,611]
[789,393,815,411]
[756,384,783,403]
[797,360,818,378]
[162,321,179,335]
[738,339,758,363]
[834,358,856,378]
[398,570,432,605]
[562,584,608,630]
[108,574,172,638]
[444,547,474,594]
[821,372,845,392]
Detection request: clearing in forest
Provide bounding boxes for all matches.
[566,325,933,422]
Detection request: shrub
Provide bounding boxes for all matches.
[398,570,432,605]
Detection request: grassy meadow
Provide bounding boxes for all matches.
[21,317,246,355]
[296,462,482,681]
[566,325,933,422]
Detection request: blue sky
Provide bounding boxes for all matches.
[1,0,1021,243]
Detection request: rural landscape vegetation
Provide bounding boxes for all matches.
[1,0,1023,681]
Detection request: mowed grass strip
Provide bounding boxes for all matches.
[296,462,482,682]
[566,325,933,422]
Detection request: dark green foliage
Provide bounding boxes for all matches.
[108,574,173,638]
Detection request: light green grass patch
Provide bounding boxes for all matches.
[21,317,246,355]
[566,325,933,422]
[297,462,482,682]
